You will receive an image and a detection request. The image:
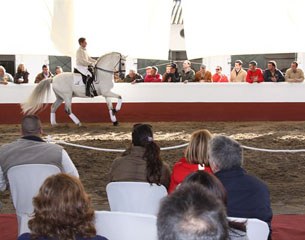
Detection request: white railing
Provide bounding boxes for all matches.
[1,82,305,104]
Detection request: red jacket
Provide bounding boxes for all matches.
[212,74,228,82]
[246,68,264,83]
[169,157,213,193]
[144,74,162,82]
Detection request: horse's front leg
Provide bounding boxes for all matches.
[105,97,119,126]
[102,91,122,126]
[115,95,122,112]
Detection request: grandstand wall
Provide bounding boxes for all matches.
[1,83,305,123]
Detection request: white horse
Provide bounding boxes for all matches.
[21,52,126,126]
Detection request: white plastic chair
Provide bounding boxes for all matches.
[106,182,167,215]
[228,217,270,240]
[7,164,61,235]
[95,211,158,240]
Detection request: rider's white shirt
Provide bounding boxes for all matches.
[75,46,96,76]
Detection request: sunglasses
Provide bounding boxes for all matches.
[216,69,220,71]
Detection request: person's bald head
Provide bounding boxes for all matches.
[21,115,42,136]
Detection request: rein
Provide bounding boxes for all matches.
[94,54,126,75]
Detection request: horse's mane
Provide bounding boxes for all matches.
[96,52,122,65]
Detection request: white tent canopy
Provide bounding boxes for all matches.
[74,0,172,59]
[1,0,305,59]
[2,0,172,59]
[182,0,305,59]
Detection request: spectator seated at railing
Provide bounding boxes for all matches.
[34,64,54,84]
[212,66,228,82]
[162,63,180,82]
[285,61,305,83]
[195,64,212,82]
[263,60,285,82]
[181,60,195,83]
[14,64,29,84]
[0,65,13,85]
[55,66,63,75]
[144,66,162,82]
[230,60,247,82]
[122,69,143,83]
[246,61,264,83]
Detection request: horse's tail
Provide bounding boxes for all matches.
[21,78,52,115]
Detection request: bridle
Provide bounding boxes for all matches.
[94,53,126,76]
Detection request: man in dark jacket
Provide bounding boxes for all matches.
[208,135,273,239]
[263,60,285,82]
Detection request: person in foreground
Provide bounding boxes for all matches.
[208,135,272,238]
[182,171,248,240]
[18,173,108,240]
[109,123,171,189]
[169,129,213,193]
[0,115,79,191]
[157,183,228,240]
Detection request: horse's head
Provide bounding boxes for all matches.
[95,52,126,80]
[118,54,126,80]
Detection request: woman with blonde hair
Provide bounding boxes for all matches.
[18,173,108,240]
[168,129,212,193]
[14,63,29,84]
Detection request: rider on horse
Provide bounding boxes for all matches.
[74,37,97,97]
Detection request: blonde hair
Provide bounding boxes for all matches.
[185,129,212,165]
[17,64,26,72]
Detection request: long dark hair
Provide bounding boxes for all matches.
[131,123,162,185]
[183,171,247,233]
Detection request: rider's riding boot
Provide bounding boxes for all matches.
[92,89,98,96]
[86,76,94,97]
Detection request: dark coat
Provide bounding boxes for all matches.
[14,71,29,84]
[215,166,273,227]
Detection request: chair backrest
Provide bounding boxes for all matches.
[7,164,61,235]
[95,211,157,240]
[228,217,270,240]
[106,181,167,215]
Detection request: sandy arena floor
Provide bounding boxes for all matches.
[1,121,305,215]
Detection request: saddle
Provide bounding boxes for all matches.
[73,68,97,97]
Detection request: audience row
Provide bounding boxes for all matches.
[118,60,304,84]
[0,64,63,85]
[0,116,272,239]
[1,60,303,86]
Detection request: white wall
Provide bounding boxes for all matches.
[2,82,305,104]
[125,57,138,73]
[297,53,305,70]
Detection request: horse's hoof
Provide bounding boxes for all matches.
[77,122,82,127]
[51,123,58,127]
[113,121,119,126]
